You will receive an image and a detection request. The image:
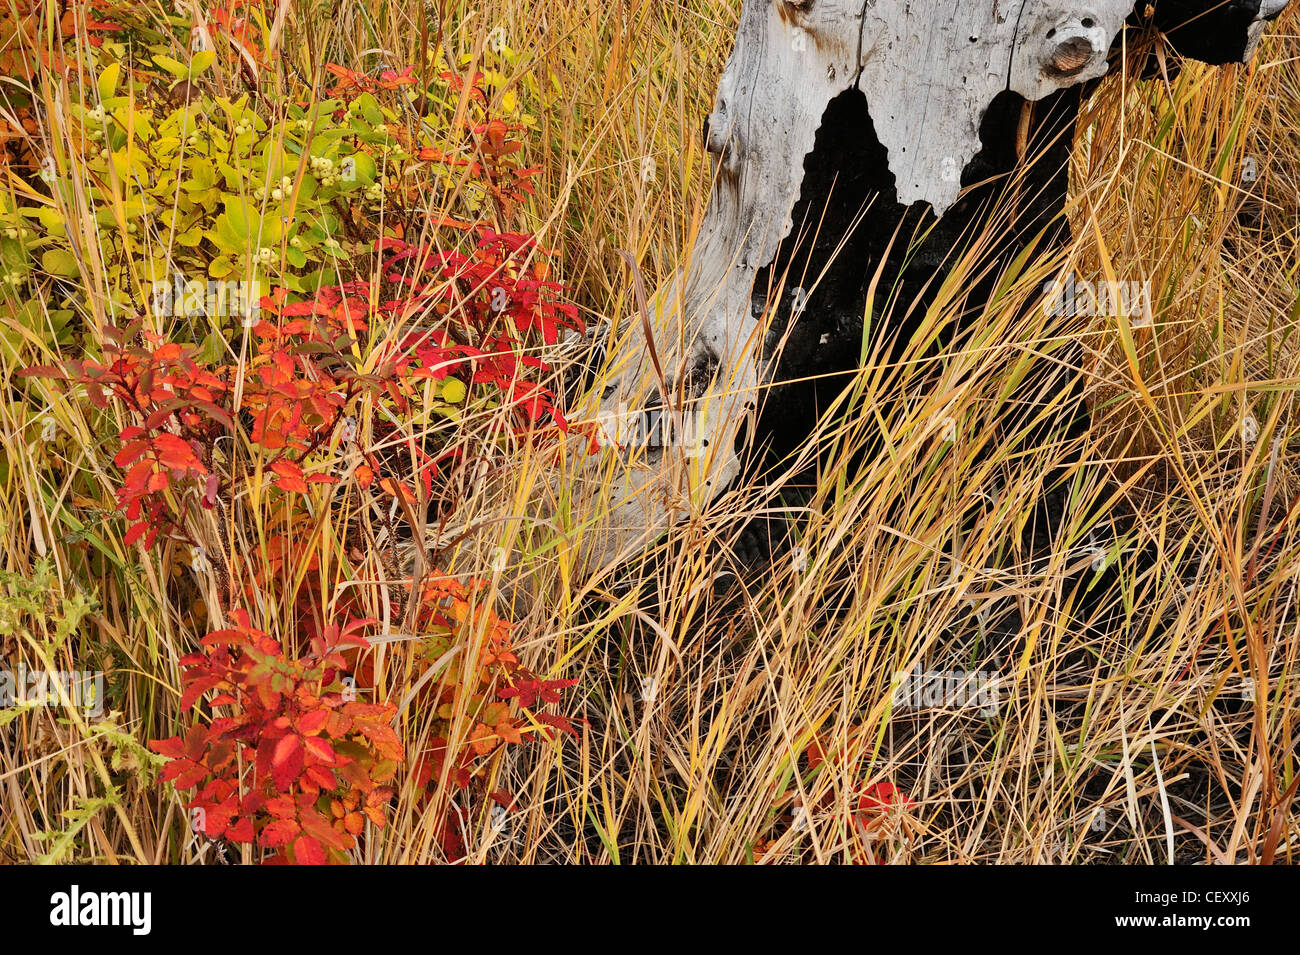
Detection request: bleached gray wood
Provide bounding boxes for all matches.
[572,0,1289,571]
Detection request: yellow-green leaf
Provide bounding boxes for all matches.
[153,55,189,78]
[441,378,467,404]
[34,208,66,236]
[41,249,80,277]
[97,63,120,100]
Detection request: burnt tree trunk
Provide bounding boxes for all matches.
[578,0,1290,570]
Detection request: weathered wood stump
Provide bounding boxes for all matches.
[578,0,1291,570]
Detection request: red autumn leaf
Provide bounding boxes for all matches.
[149,736,187,760]
[264,794,296,818]
[270,457,310,493]
[297,709,329,736]
[180,674,222,711]
[292,834,327,864]
[856,781,914,820]
[354,720,403,761]
[226,816,256,843]
[165,762,209,789]
[535,711,581,739]
[260,817,300,848]
[271,734,304,789]
[377,477,417,508]
[269,458,302,479]
[303,737,337,765]
[152,433,205,472]
[303,766,338,790]
[114,438,149,467]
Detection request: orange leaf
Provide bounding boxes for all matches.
[153,433,205,472]
[469,722,497,756]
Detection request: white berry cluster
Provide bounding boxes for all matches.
[254,176,295,202]
[309,154,339,187]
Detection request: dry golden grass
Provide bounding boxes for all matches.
[0,1,1296,863]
